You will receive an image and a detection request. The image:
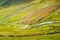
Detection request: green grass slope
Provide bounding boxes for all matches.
[0,0,60,40]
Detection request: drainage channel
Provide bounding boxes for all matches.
[0,32,60,37]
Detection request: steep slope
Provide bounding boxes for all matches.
[0,0,60,40]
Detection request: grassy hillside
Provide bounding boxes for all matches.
[0,0,60,40]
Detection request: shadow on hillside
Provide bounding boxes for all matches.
[0,0,34,7]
